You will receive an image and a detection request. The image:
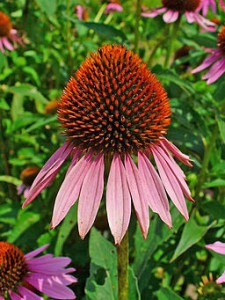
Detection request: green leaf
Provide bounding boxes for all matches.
[171,215,214,262]
[155,287,184,300]
[35,0,57,16]
[128,267,141,300]
[54,203,78,256]
[85,228,117,300]
[0,175,21,186]
[202,201,225,220]
[217,117,225,143]
[25,115,57,133]
[0,98,10,110]
[7,210,40,243]
[203,178,225,188]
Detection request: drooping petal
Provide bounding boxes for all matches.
[206,241,225,255]
[106,154,131,244]
[78,153,104,239]
[17,286,44,300]
[138,152,172,227]
[51,153,92,228]
[24,244,49,259]
[124,154,149,238]
[25,274,76,299]
[192,49,221,74]
[151,147,189,221]
[220,0,225,11]
[141,7,167,18]
[163,10,179,23]
[0,39,4,53]
[185,12,195,23]
[193,13,216,31]
[23,141,73,207]
[160,138,193,166]
[202,57,225,84]
[8,290,28,300]
[155,145,194,202]
[2,37,14,50]
[216,272,225,284]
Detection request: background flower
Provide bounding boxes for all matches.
[206,241,225,284]
[192,26,225,84]
[0,242,77,299]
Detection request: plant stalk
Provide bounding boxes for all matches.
[117,231,129,300]
[134,0,142,53]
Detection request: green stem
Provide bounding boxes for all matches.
[134,0,142,53]
[117,231,129,300]
[94,4,107,22]
[195,126,219,197]
[164,16,181,68]
[66,0,72,73]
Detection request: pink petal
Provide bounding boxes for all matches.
[203,57,225,84]
[151,147,189,221]
[163,10,179,23]
[25,244,49,259]
[78,153,104,239]
[185,12,195,23]
[0,39,4,53]
[124,154,149,238]
[206,241,225,255]
[23,141,73,207]
[160,138,193,166]
[192,49,221,74]
[220,0,225,11]
[193,13,216,31]
[216,272,225,284]
[155,145,194,202]
[26,274,76,299]
[141,7,167,18]
[106,154,131,244]
[8,290,29,300]
[51,153,92,228]
[17,286,43,300]
[2,37,14,50]
[138,152,172,227]
[76,5,85,20]
[105,3,123,14]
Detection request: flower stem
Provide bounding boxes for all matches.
[195,126,219,197]
[164,16,181,68]
[134,0,142,53]
[117,231,129,300]
[66,0,72,73]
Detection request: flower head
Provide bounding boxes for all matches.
[23,45,193,244]
[0,242,76,299]
[74,5,88,21]
[0,11,22,53]
[206,241,225,284]
[192,26,225,84]
[141,0,216,32]
[104,0,123,14]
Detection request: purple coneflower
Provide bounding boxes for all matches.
[0,242,76,299]
[192,26,225,84]
[199,0,225,15]
[23,44,193,244]
[141,0,216,32]
[104,0,123,14]
[0,11,22,53]
[206,241,225,284]
[74,5,88,21]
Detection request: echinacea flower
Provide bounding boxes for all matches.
[206,241,225,284]
[199,0,225,16]
[104,0,123,14]
[192,26,225,84]
[141,0,216,32]
[74,5,88,21]
[17,166,40,198]
[0,11,22,53]
[23,44,193,244]
[0,242,76,299]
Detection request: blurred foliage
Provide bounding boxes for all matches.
[0,0,225,299]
